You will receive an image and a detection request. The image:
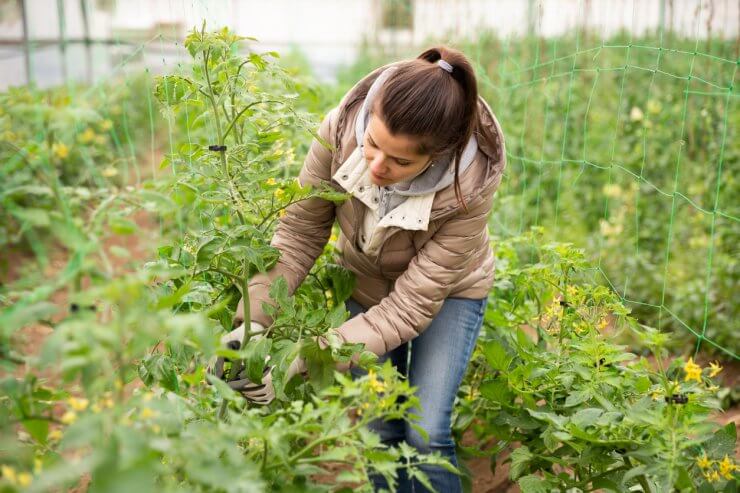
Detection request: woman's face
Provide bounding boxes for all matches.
[363,113,433,187]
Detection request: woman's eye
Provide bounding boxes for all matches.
[396,160,411,166]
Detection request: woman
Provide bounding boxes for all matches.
[221,46,505,492]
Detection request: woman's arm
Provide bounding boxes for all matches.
[331,188,496,357]
[236,108,338,328]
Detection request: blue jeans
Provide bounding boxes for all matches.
[346,296,487,493]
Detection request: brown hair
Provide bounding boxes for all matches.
[374,46,479,211]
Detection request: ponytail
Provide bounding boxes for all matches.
[377,45,479,212]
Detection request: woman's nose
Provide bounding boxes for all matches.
[369,154,388,175]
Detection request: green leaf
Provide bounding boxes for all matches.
[50,220,91,251]
[634,376,651,393]
[318,446,354,462]
[244,336,271,383]
[302,340,335,390]
[479,380,513,404]
[591,477,621,492]
[408,467,435,491]
[518,474,550,493]
[509,446,533,480]
[316,189,349,203]
[108,217,138,235]
[138,354,179,392]
[482,339,511,371]
[570,408,603,429]
[702,422,736,458]
[324,263,355,302]
[11,207,51,226]
[205,373,240,402]
[155,280,191,309]
[565,389,592,407]
[269,277,289,306]
[0,301,57,337]
[22,419,49,444]
[155,75,192,106]
[195,236,221,266]
[325,305,348,329]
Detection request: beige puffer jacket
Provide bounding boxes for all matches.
[246,63,506,356]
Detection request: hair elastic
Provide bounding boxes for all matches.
[437,59,453,73]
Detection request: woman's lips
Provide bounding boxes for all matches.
[371,171,386,181]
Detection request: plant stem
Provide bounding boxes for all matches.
[624,456,652,493]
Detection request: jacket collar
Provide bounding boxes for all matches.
[333,147,435,231]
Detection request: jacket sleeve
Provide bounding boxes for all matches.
[247,108,338,327]
[333,189,495,356]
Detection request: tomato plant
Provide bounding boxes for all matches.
[456,230,737,491]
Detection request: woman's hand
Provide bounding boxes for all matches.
[228,356,306,405]
[207,321,265,380]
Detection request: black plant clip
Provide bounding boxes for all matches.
[208,145,227,152]
[70,303,96,313]
[664,394,689,405]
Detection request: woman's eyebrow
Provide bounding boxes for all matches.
[367,131,413,162]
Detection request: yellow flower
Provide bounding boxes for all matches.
[265,177,277,186]
[708,361,722,378]
[33,458,42,474]
[274,188,285,200]
[1,465,17,484]
[60,411,77,425]
[651,390,662,401]
[646,100,662,115]
[357,402,370,416]
[367,370,386,393]
[329,233,338,243]
[599,219,623,237]
[78,128,96,144]
[719,455,737,479]
[597,317,609,331]
[66,396,89,411]
[279,209,287,218]
[100,119,113,131]
[706,384,719,393]
[602,184,623,198]
[139,407,158,420]
[52,142,69,159]
[48,429,63,441]
[629,106,644,122]
[324,290,333,299]
[683,357,702,383]
[100,166,118,178]
[703,469,720,483]
[17,472,32,487]
[574,321,589,335]
[696,454,712,469]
